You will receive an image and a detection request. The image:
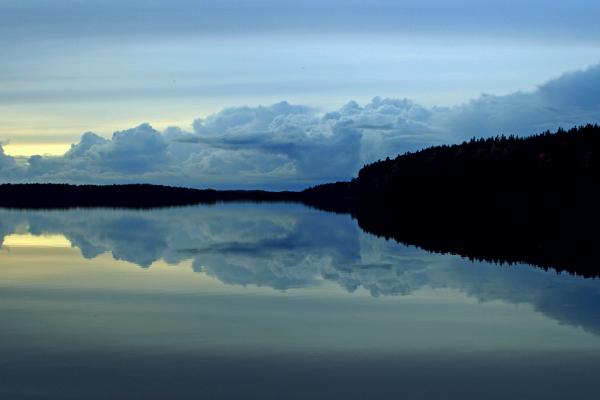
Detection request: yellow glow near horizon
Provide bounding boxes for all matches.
[3,233,72,248]
[3,143,72,157]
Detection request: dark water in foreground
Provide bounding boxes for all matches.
[1,203,600,399]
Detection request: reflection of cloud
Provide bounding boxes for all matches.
[0,205,600,334]
[1,65,600,188]
[437,261,600,336]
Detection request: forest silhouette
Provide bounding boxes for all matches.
[1,124,599,276]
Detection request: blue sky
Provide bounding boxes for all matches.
[1,0,600,188]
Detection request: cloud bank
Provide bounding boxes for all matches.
[1,65,600,189]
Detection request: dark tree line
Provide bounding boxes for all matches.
[0,184,296,208]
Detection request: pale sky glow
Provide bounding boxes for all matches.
[3,143,73,157]
[1,1,599,186]
[2,233,72,248]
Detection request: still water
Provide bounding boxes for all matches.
[1,203,599,399]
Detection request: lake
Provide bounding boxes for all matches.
[1,203,599,399]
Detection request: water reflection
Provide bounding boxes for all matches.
[1,204,599,335]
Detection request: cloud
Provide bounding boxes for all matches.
[65,124,170,173]
[1,65,600,188]
[434,64,600,138]
[0,145,15,169]
[189,101,362,180]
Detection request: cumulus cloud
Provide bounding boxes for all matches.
[188,101,363,180]
[1,65,600,188]
[63,124,171,175]
[0,145,16,170]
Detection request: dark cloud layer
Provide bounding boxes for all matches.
[1,65,600,189]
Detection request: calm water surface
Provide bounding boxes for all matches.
[1,203,599,399]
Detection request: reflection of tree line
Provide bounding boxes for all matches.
[1,124,599,275]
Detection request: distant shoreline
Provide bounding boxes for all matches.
[0,183,300,209]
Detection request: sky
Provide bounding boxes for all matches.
[1,0,600,189]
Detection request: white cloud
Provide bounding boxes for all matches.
[1,65,600,189]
